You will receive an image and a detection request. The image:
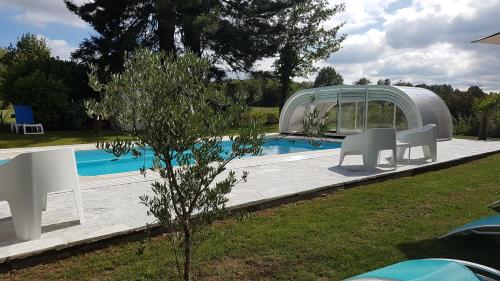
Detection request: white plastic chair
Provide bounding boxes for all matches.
[396,124,437,162]
[339,128,397,170]
[0,148,84,241]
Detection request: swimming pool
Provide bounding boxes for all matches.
[1,138,341,176]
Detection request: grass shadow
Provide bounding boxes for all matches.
[397,236,500,269]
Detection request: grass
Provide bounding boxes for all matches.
[0,107,280,149]
[0,124,280,149]
[0,130,126,149]
[2,154,499,280]
[251,107,279,115]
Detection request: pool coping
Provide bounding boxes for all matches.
[1,142,499,271]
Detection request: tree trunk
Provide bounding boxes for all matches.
[183,223,192,281]
[279,76,290,114]
[155,0,176,54]
[478,112,488,140]
[182,16,201,56]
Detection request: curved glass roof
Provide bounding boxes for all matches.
[279,85,453,140]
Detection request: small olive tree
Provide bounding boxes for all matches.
[86,49,264,281]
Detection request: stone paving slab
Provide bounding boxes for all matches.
[0,138,499,263]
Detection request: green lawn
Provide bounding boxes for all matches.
[0,124,280,149]
[251,107,279,115]
[2,154,499,280]
[0,131,126,149]
[0,107,280,149]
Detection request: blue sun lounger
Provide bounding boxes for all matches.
[10,105,44,134]
[345,259,500,281]
[440,214,500,238]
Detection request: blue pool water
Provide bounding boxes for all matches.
[0,138,341,176]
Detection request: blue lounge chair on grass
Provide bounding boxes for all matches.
[346,259,500,281]
[440,214,500,238]
[10,105,44,134]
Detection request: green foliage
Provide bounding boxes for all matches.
[226,79,263,105]
[239,107,280,127]
[87,49,264,281]
[226,78,312,107]
[0,33,94,130]
[353,77,371,85]
[11,70,70,128]
[313,66,344,87]
[377,78,391,85]
[474,94,500,140]
[301,96,329,146]
[393,80,413,86]
[453,115,479,136]
[274,0,345,111]
[65,0,295,75]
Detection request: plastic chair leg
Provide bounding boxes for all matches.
[339,152,345,166]
[42,193,47,211]
[9,195,43,241]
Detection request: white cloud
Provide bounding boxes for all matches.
[300,0,500,92]
[1,0,89,28]
[37,35,76,60]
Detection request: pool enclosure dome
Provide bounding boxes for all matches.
[279,85,453,140]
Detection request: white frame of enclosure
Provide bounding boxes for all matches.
[279,85,453,140]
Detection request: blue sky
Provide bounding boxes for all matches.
[1,0,499,91]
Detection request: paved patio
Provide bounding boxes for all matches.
[0,138,499,264]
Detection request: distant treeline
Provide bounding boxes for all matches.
[227,78,500,138]
[0,34,497,138]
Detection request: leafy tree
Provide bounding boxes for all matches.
[11,70,70,128]
[467,85,486,99]
[1,33,94,129]
[65,0,294,75]
[353,77,371,85]
[313,66,343,87]
[377,78,391,85]
[226,79,263,105]
[86,49,264,281]
[274,0,345,112]
[393,80,413,86]
[474,94,499,140]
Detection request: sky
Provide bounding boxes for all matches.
[0,0,499,92]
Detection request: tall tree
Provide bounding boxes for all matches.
[353,76,371,85]
[313,66,343,87]
[65,0,293,75]
[274,0,345,112]
[474,94,499,140]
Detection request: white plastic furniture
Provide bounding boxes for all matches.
[0,148,84,241]
[339,128,397,170]
[396,124,437,162]
[10,123,44,134]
